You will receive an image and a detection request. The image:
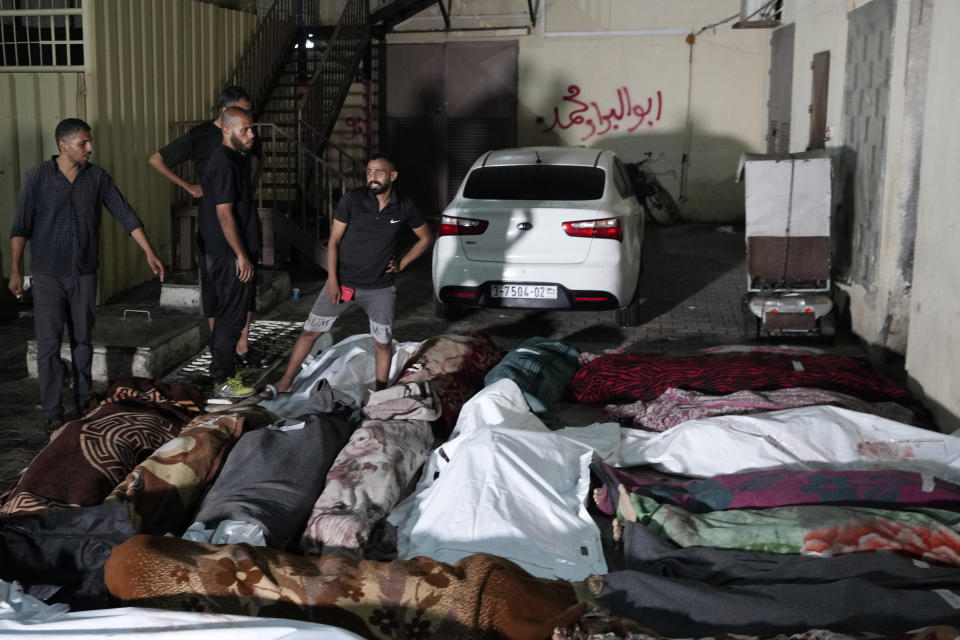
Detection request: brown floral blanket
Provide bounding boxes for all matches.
[105,405,274,535]
[104,534,585,639]
[0,378,203,516]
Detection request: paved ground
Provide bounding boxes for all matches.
[0,224,872,495]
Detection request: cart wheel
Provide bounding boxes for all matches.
[741,308,760,341]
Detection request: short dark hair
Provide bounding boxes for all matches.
[368,152,396,171]
[215,85,252,112]
[221,106,251,130]
[55,118,91,143]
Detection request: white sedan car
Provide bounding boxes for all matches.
[432,146,645,326]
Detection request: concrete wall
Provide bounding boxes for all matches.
[784,0,926,356]
[779,1,850,151]
[387,0,770,222]
[0,1,257,301]
[905,0,960,434]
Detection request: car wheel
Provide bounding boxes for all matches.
[615,288,644,327]
[818,311,836,344]
[434,296,460,320]
[615,300,642,327]
[741,297,759,340]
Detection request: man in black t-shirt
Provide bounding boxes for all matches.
[261,154,433,399]
[148,85,265,367]
[199,107,261,397]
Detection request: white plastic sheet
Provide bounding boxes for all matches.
[259,334,421,415]
[0,602,363,638]
[450,377,550,439]
[392,426,606,580]
[614,405,960,482]
[391,380,612,581]
[182,519,267,546]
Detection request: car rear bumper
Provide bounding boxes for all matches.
[438,283,623,311]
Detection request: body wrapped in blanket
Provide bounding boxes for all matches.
[104,534,585,640]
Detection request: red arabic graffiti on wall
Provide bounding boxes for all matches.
[343,116,366,140]
[542,85,663,141]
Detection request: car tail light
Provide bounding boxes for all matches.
[439,215,489,236]
[562,216,623,241]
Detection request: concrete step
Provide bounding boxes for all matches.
[27,311,201,384]
[159,268,292,315]
[26,271,295,384]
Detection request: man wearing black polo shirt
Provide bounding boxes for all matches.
[9,118,165,430]
[148,85,265,367]
[261,154,432,398]
[199,107,261,398]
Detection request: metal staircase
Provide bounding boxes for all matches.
[170,0,371,272]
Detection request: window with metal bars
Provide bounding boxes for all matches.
[0,0,83,69]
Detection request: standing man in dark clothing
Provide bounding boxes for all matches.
[148,85,265,367]
[8,118,165,430]
[261,154,432,399]
[200,107,260,398]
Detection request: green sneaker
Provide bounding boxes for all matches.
[215,376,255,399]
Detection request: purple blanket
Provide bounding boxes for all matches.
[605,386,919,432]
[592,463,960,515]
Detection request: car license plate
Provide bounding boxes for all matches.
[490,284,558,299]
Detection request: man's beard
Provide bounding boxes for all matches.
[367,180,388,194]
[231,134,250,157]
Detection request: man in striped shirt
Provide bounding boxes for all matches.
[9,118,165,431]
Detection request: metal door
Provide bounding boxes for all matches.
[808,51,830,150]
[385,41,518,215]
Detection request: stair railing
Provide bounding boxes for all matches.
[254,122,364,246]
[298,0,370,151]
[225,0,300,115]
[166,119,363,269]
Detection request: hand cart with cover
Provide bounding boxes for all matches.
[736,151,835,339]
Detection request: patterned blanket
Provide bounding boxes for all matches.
[105,405,274,536]
[604,386,919,431]
[104,534,584,639]
[623,494,960,566]
[569,352,913,405]
[299,383,439,557]
[593,464,960,515]
[0,379,203,516]
[397,331,500,435]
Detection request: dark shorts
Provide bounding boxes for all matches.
[304,282,396,344]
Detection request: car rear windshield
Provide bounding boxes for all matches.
[462,165,606,200]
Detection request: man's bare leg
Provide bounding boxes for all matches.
[236,311,253,355]
[373,338,392,390]
[262,329,324,396]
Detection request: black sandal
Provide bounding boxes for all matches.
[235,347,269,368]
[259,383,292,400]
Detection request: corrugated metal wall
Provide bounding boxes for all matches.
[0,1,257,300]
[0,72,85,277]
[83,0,257,300]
